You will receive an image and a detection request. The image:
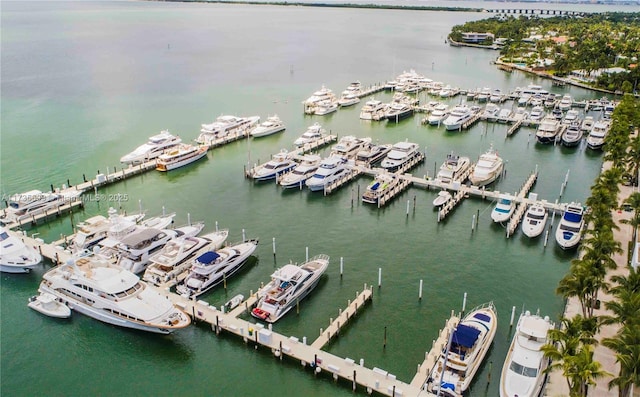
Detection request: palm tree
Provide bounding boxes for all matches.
[602,326,640,397]
[620,192,640,244]
[564,345,612,397]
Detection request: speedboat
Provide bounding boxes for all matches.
[436,153,471,184]
[250,115,286,138]
[500,311,555,397]
[142,229,229,286]
[380,141,420,172]
[491,195,516,223]
[443,105,473,131]
[359,99,387,121]
[481,103,500,121]
[469,146,504,187]
[361,173,401,205]
[28,293,71,318]
[521,204,547,238]
[561,123,583,147]
[330,135,372,160]
[581,116,595,132]
[156,144,208,172]
[313,100,339,116]
[37,254,191,333]
[535,116,561,144]
[278,154,321,189]
[558,94,573,111]
[0,227,42,273]
[303,85,336,114]
[115,223,204,274]
[305,156,350,192]
[176,239,259,299]
[556,203,584,249]
[426,302,498,397]
[586,119,610,150]
[528,105,545,122]
[293,123,326,147]
[251,254,329,323]
[426,103,449,125]
[250,150,297,182]
[432,190,452,208]
[120,130,182,164]
[385,102,414,123]
[355,142,392,166]
[196,115,260,144]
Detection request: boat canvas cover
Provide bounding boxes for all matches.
[565,211,582,223]
[197,251,219,266]
[452,324,481,348]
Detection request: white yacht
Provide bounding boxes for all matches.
[359,99,387,121]
[0,227,42,273]
[120,130,182,164]
[558,94,573,111]
[330,135,372,161]
[528,105,545,122]
[251,254,329,323]
[535,116,562,144]
[491,195,516,223]
[293,123,326,147]
[385,102,414,123]
[303,85,337,114]
[497,108,513,123]
[500,311,555,397]
[432,190,452,208]
[337,93,360,107]
[556,203,584,250]
[581,116,595,132]
[196,115,260,144]
[156,144,208,172]
[442,104,474,131]
[305,156,350,192]
[481,103,500,121]
[426,103,449,125]
[142,229,228,286]
[176,239,259,299]
[469,146,504,187]
[278,154,321,189]
[37,254,191,333]
[435,153,471,184]
[355,142,392,166]
[361,173,401,205]
[313,100,339,116]
[380,141,420,172]
[476,87,491,102]
[0,189,72,225]
[586,119,610,150]
[489,88,503,103]
[521,204,548,238]
[250,150,297,182]
[426,302,498,397]
[250,115,286,138]
[562,109,580,126]
[561,123,583,148]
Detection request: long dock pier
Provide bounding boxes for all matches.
[506,170,538,237]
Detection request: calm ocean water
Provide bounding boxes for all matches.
[1,1,620,396]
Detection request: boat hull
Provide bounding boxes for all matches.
[156,149,207,172]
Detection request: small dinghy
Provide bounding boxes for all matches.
[225,294,245,312]
[433,190,452,208]
[28,293,71,318]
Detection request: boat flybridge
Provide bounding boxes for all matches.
[196,115,260,145]
[0,227,42,273]
[555,202,584,250]
[120,130,182,164]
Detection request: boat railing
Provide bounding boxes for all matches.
[308,253,330,263]
[464,301,496,316]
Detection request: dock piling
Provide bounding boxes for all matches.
[272,237,276,261]
[340,257,343,278]
[462,292,467,314]
[510,306,516,327]
[419,279,423,300]
[305,246,309,262]
[242,228,246,242]
[378,268,382,288]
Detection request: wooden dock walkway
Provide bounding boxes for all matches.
[377,177,412,208]
[9,230,71,265]
[506,119,523,136]
[460,113,481,130]
[290,134,337,156]
[437,188,466,222]
[357,84,386,98]
[324,168,363,195]
[2,198,85,230]
[506,170,538,237]
[409,314,459,389]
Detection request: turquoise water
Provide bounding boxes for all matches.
[1,2,609,396]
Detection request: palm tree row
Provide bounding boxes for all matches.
[544,93,640,397]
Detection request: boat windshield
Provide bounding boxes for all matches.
[509,361,538,377]
[528,212,545,220]
[560,224,581,233]
[0,231,8,241]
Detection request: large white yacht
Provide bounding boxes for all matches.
[426,103,450,125]
[469,146,504,187]
[0,189,74,225]
[278,154,321,189]
[303,86,337,114]
[558,94,573,111]
[380,141,420,172]
[0,227,42,273]
[442,104,474,131]
[196,115,260,144]
[155,144,208,172]
[142,229,228,286]
[69,210,145,254]
[293,123,326,147]
[37,254,191,334]
[313,100,339,116]
[435,153,471,184]
[521,204,548,238]
[305,156,350,192]
[586,119,611,150]
[535,116,562,144]
[361,173,401,205]
[250,115,286,138]
[425,302,498,397]
[330,136,372,161]
[120,130,182,164]
[359,99,387,121]
[385,102,414,123]
[500,311,555,397]
[355,142,392,166]
[251,254,329,323]
[338,83,361,107]
[250,150,298,182]
[555,202,584,250]
[176,239,259,299]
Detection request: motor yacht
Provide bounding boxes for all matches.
[0,189,72,225]
[359,99,387,121]
[425,302,498,397]
[142,229,228,286]
[355,142,392,166]
[469,146,504,187]
[562,109,581,126]
[361,173,401,205]
[176,239,259,299]
[476,87,491,102]
[424,103,448,126]
[250,115,286,138]
[380,141,420,172]
[0,227,42,273]
[535,116,562,144]
[293,123,326,147]
[561,123,583,147]
[432,190,452,208]
[330,136,372,161]
[156,144,208,172]
[313,100,339,116]
[497,108,513,123]
[303,86,337,114]
[555,202,584,250]
[491,195,516,223]
[278,154,321,189]
[196,115,260,144]
[528,105,545,122]
[481,103,500,121]
[251,254,329,323]
[489,88,503,103]
[385,102,414,123]
[120,130,182,164]
[337,93,360,107]
[436,153,471,185]
[521,204,547,238]
[500,311,554,397]
[581,116,595,132]
[37,254,191,333]
[558,94,573,111]
[305,156,350,192]
[443,105,473,131]
[586,119,610,150]
[250,150,297,182]
[69,208,145,253]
